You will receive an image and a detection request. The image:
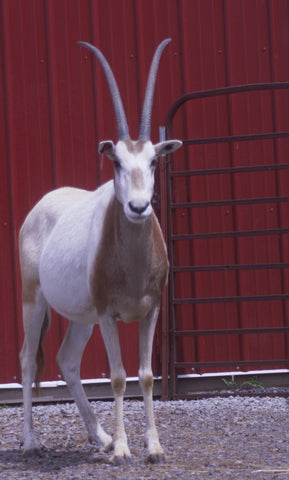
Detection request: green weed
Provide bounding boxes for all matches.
[222,375,266,391]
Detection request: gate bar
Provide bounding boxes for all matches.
[162,82,289,399]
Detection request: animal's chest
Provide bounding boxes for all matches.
[89,201,169,320]
[90,256,166,320]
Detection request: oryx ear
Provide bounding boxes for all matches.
[154,140,182,158]
[98,140,117,161]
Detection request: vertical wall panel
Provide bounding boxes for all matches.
[0,5,21,381]
[0,0,185,384]
[167,0,289,380]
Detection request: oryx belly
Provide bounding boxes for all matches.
[39,181,114,323]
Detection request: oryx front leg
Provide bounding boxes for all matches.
[56,321,112,450]
[99,316,131,465]
[139,309,165,463]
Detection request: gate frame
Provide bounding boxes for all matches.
[160,82,289,400]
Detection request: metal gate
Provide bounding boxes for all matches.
[161,83,289,399]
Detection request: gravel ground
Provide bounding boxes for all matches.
[0,396,289,479]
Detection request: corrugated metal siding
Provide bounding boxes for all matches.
[0,0,182,383]
[164,0,289,387]
[1,0,289,386]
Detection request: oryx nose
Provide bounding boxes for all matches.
[128,201,149,215]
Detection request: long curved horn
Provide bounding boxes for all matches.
[78,41,130,140]
[139,39,171,141]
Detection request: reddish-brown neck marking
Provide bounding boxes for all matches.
[90,196,168,316]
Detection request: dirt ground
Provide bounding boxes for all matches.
[0,396,289,479]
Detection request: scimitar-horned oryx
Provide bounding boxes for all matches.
[19,38,182,464]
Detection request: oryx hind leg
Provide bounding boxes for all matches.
[20,289,50,454]
[56,320,112,450]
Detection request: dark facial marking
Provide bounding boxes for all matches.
[131,168,145,189]
[123,139,146,154]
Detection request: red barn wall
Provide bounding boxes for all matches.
[1,0,289,385]
[167,0,289,379]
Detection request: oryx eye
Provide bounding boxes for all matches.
[150,158,157,168]
[113,160,121,170]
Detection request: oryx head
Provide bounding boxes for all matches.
[78,39,182,223]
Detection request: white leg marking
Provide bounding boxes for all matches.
[99,316,131,464]
[139,308,166,463]
[57,321,112,449]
